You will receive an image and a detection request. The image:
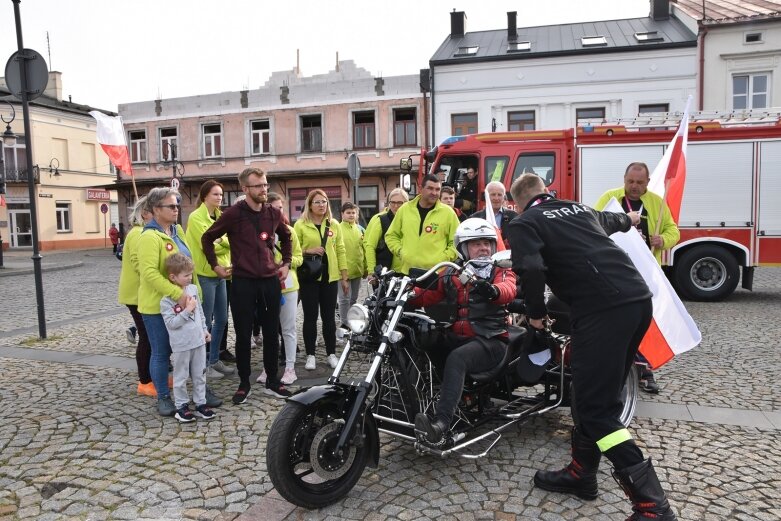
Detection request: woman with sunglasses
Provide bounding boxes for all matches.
[137,187,221,417]
[293,190,348,371]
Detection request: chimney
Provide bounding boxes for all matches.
[507,11,518,41]
[650,0,670,20]
[44,71,62,101]
[450,10,466,38]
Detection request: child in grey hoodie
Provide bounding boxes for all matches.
[161,253,216,423]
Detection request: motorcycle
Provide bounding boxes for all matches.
[266,251,639,509]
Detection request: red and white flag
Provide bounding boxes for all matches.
[604,198,701,368]
[647,95,692,223]
[483,187,505,251]
[89,111,133,176]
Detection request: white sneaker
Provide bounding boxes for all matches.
[327,354,339,369]
[205,366,224,379]
[281,367,297,385]
[256,369,267,384]
[305,355,316,370]
[253,335,262,347]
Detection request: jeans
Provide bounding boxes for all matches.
[127,305,151,383]
[300,279,339,356]
[337,278,362,327]
[231,276,282,386]
[280,290,298,368]
[199,275,228,366]
[141,313,172,399]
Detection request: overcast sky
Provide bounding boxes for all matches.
[1,0,651,111]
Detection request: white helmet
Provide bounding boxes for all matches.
[454,218,497,260]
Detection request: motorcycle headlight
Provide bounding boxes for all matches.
[346,304,370,334]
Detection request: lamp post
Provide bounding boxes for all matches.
[166,143,184,225]
[0,101,16,267]
[9,0,47,338]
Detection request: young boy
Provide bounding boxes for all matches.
[338,202,366,331]
[161,253,216,423]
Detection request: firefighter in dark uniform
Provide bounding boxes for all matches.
[506,173,676,521]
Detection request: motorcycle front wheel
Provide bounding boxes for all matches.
[266,401,368,509]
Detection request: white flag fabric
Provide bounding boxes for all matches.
[89,111,133,175]
[603,198,701,368]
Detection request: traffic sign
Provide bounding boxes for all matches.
[100,203,109,214]
[347,153,361,181]
[4,49,49,101]
[170,177,180,189]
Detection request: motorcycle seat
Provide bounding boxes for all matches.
[467,327,527,385]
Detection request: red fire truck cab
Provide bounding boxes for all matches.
[420,120,781,301]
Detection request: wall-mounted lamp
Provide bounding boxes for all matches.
[49,158,60,178]
[1,100,17,147]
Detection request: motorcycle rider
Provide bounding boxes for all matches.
[411,218,517,445]
[506,173,676,521]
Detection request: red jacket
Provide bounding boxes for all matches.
[410,265,516,337]
[109,227,119,245]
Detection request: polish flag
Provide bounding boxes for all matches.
[604,198,701,368]
[89,111,133,176]
[647,95,692,223]
[483,187,505,251]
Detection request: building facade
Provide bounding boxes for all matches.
[115,61,426,228]
[428,0,699,143]
[672,0,781,111]
[0,72,118,251]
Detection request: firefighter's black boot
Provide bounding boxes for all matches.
[533,428,601,500]
[612,458,677,520]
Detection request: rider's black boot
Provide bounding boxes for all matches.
[612,458,677,520]
[414,413,448,444]
[533,428,601,500]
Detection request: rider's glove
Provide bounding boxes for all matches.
[473,279,499,300]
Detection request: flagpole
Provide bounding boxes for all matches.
[130,165,138,201]
[652,178,670,254]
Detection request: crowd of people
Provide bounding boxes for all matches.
[116,162,678,519]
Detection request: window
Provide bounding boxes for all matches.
[745,32,763,44]
[451,113,477,136]
[484,156,510,185]
[393,108,417,147]
[289,186,341,221]
[301,115,322,153]
[634,31,663,43]
[2,136,27,180]
[251,120,271,155]
[508,111,535,131]
[638,104,670,114]
[202,124,223,158]
[454,46,479,56]
[733,74,769,109]
[357,185,379,225]
[576,107,606,125]
[510,152,556,194]
[56,202,71,232]
[508,41,531,53]
[129,130,147,164]
[159,127,177,161]
[581,36,607,47]
[353,111,375,149]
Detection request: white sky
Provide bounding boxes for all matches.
[1,0,651,111]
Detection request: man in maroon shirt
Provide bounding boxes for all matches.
[202,168,292,404]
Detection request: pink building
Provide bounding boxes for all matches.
[111,61,426,226]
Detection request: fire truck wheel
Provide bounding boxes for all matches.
[674,245,739,301]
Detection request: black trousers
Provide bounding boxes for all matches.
[435,335,506,426]
[126,304,151,384]
[230,276,281,387]
[299,279,338,356]
[570,298,652,443]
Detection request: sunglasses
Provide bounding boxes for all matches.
[157,204,180,210]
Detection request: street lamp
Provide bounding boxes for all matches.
[48,157,60,178]
[1,100,16,147]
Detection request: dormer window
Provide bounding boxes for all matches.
[634,31,664,43]
[508,41,531,53]
[581,35,607,47]
[454,46,479,56]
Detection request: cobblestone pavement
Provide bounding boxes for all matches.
[1,250,780,520]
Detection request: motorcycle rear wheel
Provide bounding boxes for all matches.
[570,364,639,428]
[267,401,368,509]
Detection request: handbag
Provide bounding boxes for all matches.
[297,221,329,283]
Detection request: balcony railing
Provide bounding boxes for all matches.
[1,167,39,184]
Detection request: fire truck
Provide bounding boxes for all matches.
[409,114,781,301]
